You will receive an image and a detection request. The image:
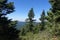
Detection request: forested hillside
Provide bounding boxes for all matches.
[19,0,60,40]
[0,0,60,40]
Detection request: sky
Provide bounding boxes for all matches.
[7,0,51,22]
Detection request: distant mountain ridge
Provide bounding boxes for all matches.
[16,21,26,29]
[16,21,39,29]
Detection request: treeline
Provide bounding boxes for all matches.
[0,0,60,40]
[20,0,60,39]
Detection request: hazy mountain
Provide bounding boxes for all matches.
[16,21,39,30]
[16,21,26,29]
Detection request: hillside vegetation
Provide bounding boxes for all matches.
[19,0,60,40]
[0,0,60,40]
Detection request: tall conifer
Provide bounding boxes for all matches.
[0,0,20,40]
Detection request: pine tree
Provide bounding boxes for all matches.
[49,0,60,13]
[45,0,60,36]
[49,0,60,22]
[39,10,46,31]
[26,8,35,32]
[0,0,20,40]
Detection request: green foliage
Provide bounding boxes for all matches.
[33,24,40,34]
[20,28,26,36]
[19,0,60,40]
[9,21,17,27]
[28,8,35,18]
[25,8,35,32]
[39,10,46,31]
[19,31,52,40]
[0,0,20,40]
[45,0,60,36]
[49,0,60,13]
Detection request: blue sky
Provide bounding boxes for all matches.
[7,0,51,22]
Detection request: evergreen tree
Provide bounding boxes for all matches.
[45,0,60,36]
[0,0,20,40]
[49,0,60,22]
[26,8,35,32]
[39,10,46,31]
[45,11,56,35]
[49,0,60,13]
